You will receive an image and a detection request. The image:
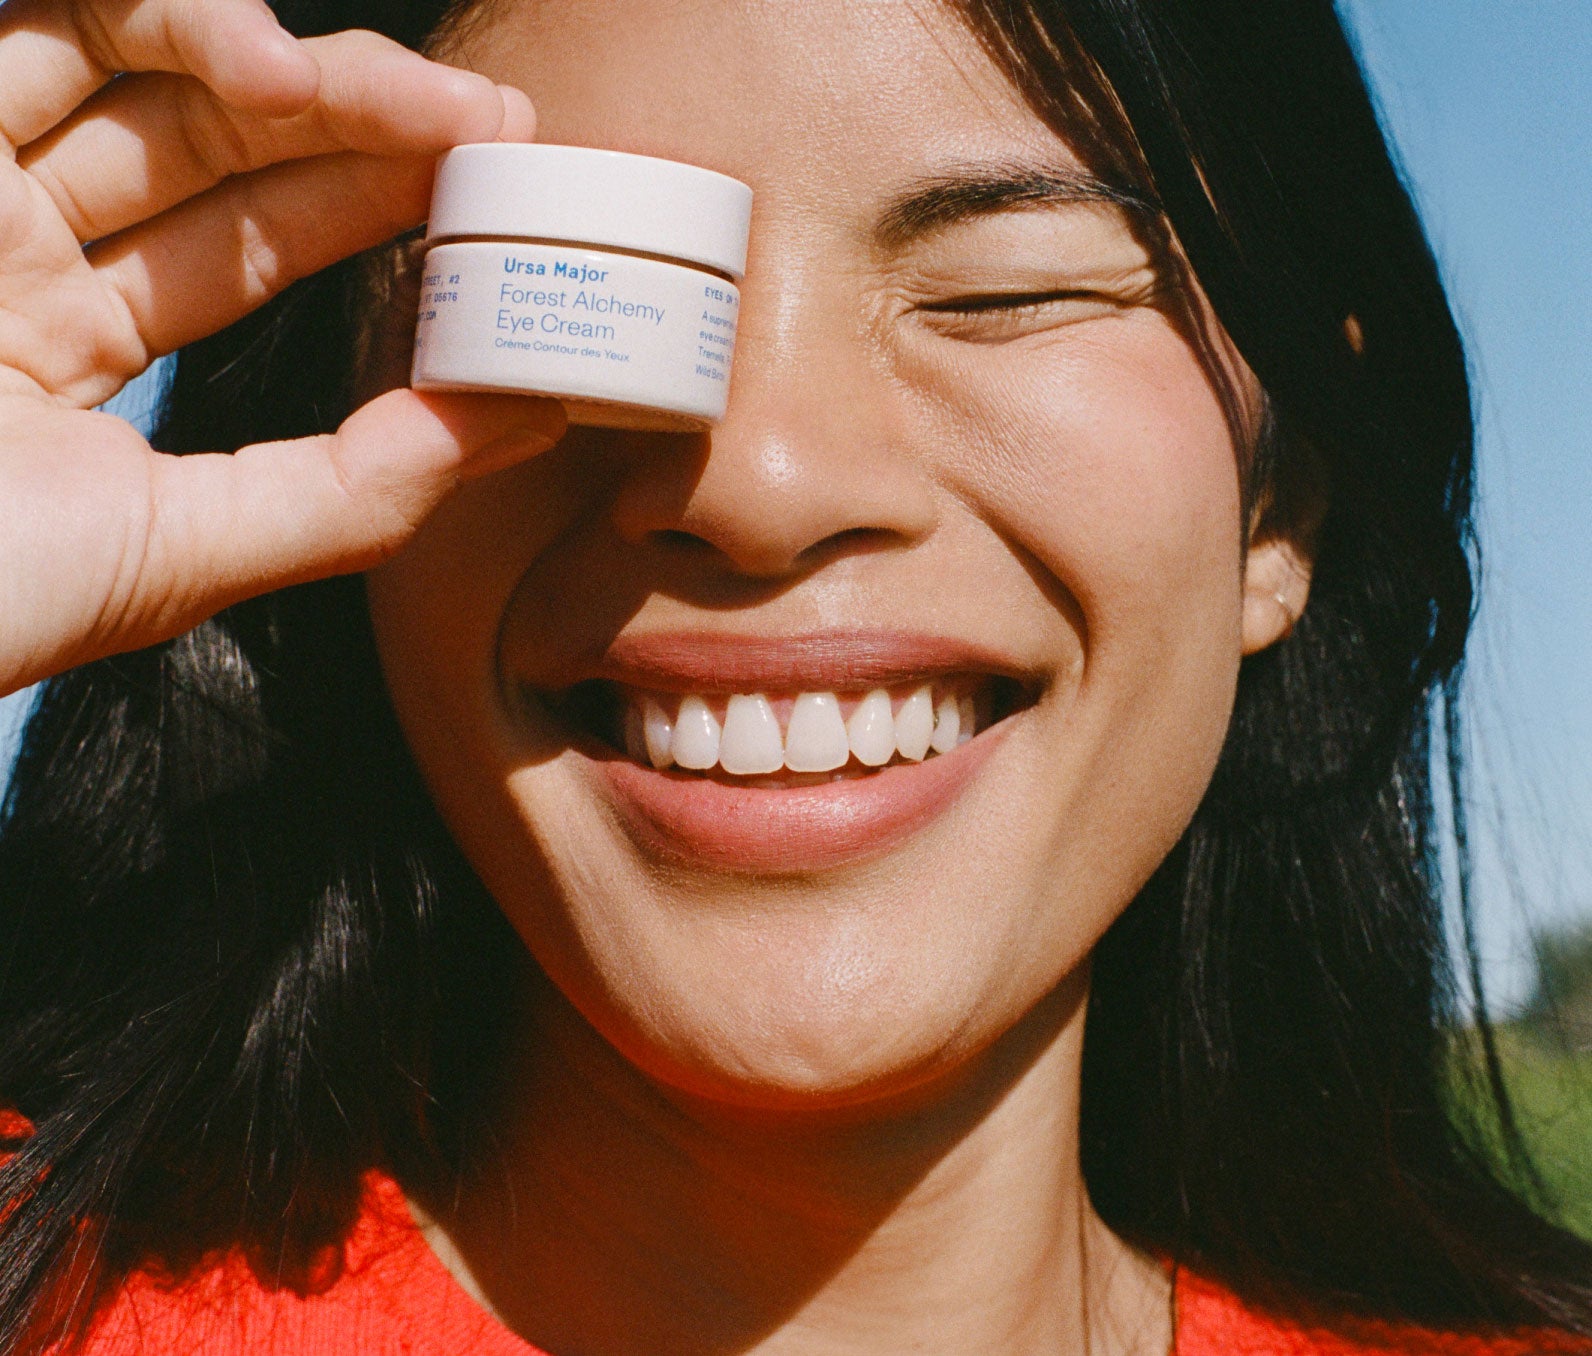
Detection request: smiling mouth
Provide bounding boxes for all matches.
[533,676,1034,786]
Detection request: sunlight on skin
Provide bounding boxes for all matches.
[364,2,1307,1352]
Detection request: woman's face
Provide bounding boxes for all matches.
[368,0,1291,1110]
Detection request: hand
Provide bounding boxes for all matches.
[0,0,566,696]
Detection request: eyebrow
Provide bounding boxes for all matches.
[873,165,1160,251]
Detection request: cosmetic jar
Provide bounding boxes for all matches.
[410,144,753,431]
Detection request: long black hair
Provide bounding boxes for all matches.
[3,0,1591,1349]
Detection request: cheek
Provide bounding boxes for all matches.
[933,317,1242,598]
[911,314,1248,841]
[927,312,1245,661]
[366,434,619,723]
[363,312,1253,1109]
[363,438,627,936]
[366,487,529,778]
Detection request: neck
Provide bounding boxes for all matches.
[414,969,1170,1356]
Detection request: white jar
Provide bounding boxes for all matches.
[410,144,753,432]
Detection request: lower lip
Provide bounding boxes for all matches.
[589,730,1009,873]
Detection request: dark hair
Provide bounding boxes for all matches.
[3,0,1591,1349]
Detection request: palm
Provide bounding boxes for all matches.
[0,163,143,407]
[0,0,564,696]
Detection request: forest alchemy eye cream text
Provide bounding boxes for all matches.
[411,144,753,431]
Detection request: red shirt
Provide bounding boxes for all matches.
[65,1172,1570,1355]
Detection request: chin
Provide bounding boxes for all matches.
[471,751,1117,1122]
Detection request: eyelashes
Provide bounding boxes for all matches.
[910,289,1127,342]
[905,264,1169,343]
[923,288,1105,312]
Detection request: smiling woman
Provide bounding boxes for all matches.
[0,1,1590,1354]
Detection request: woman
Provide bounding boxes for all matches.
[0,0,1588,1351]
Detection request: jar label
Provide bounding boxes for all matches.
[412,241,741,429]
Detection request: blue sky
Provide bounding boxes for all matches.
[1337,0,1592,1004]
[2,3,1589,1007]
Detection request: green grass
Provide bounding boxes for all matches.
[1452,1024,1592,1240]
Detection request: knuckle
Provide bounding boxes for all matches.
[67,2,120,79]
[22,158,100,240]
[174,77,252,181]
[158,0,216,69]
[302,28,409,109]
[322,437,438,561]
[230,182,290,302]
[313,28,403,61]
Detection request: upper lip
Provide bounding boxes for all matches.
[518,629,1042,694]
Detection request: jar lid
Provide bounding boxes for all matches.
[425,143,754,280]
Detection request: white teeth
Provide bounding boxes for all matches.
[784,692,850,772]
[621,682,992,776]
[847,688,897,767]
[623,705,647,763]
[643,697,675,769]
[671,694,722,770]
[719,693,784,775]
[930,692,961,754]
[894,684,934,761]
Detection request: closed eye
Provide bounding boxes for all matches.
[922,289,1106,313]
[911,288,1135,342]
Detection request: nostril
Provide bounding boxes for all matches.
[648,524,908,578]
[651,528,719,557]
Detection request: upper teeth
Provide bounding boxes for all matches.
[625,685,977,775]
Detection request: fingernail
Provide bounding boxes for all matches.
[495,84,538,142]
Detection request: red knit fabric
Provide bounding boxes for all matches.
[64,1172,1577,1355]
[73,1174,546,1356]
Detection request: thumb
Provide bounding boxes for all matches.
[144,388,566,616]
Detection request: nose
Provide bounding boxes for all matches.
[610,273,937,579]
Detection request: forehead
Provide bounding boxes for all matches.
[444,0,1084,212]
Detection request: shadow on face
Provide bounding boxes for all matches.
[365,0,1269,1130]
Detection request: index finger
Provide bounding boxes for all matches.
[0,0,319,153]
